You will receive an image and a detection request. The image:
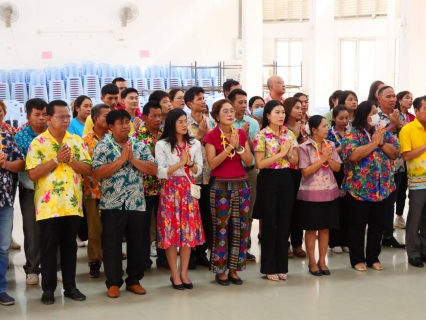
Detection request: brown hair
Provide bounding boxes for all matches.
[169,88,184,101]
[283,97,301,124]
[0,101,6,113]
[210,98,233,122]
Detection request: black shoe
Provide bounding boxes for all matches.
[156,259,171,270]
[308,266,322,276]
[420,254,426,263]
[248,238,252,250]
[319,267,331,276]
[89,261,101,278]
[215,274,230,286]
[0,292,15,306]
[258,234,261,243]
[181,278,193,289]
[408,257,424,268]
[170,277,184,290]
[228,274,243,285]
[246,252,256,261]
[382,237,406,248]
[41,291,55,305]
[196,256,210,268]
[64,288,86,301]
[188,256,197,270]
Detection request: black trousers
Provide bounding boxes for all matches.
[38,216,81,292]
[289,169,303,248]
[194,184,212,259]
[345,194,388,267]
[396,165,408,215]
[258,169,294,274]
[329,167,348,247]
[101,206,145,289]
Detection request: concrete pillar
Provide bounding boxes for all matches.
[241,0,263,97]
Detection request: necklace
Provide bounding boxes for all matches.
[331,127,345,144]
[219,125,235,159]
[311,138,330,170]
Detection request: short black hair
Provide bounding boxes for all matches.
[329,90,343,109]
[293,92,308,99]
[249,96,264,109]
[112,77,126,84]
[91,103,110,119]
[413,96,426,111]
[121,87,139,99]
[367,80,384,103]
[352,100,376,130]
[106,109,131,126]
[262,100,283,129]
[142,101,162,116]
[101,84,119,97]
[308,115,326,135]
[184,86,205,105]
[338,90,358,105]
[149,90,169,103]
[227,89,247,103]
[378,85,393,96]
[332,105,349,118]
[73,95,91,118]
[25,98,47,115]
[47,100,68,116]
[223,80,240,93]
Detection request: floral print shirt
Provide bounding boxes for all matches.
[134,125,164,196]
[92,134,157,211]
[82,131,103,200]
[253,126,298,169]
[187,113,215,184]
[0,132,24,206]
[341,127,398,202]
[327,127,346,149]
[26,130,92,221]
[0,122,16,136]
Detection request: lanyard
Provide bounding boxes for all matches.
[310,138,330,169]
[363,129,372,143]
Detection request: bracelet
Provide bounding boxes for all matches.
[288,153,294,160]
[236,146,245,154]
[225,145,233,154]
[236,145,243,152]
[228,144,235,150]
[378,142,386,148]
[53,157,59,164]
[4,161,9,170]
[187,162,195,168]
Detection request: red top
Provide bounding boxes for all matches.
[116,104,142,117]
[204,126,248,178]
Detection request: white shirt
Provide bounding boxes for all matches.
[155,139,203,179]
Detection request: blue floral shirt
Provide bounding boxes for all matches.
[0,132,24,206]
[92,134,157,211]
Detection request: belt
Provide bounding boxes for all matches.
[244,165,255,172]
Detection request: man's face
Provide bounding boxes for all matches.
[188,93,206,112]
[93,108,110,131]
[159,97,171,115]
[28,107,47,130]
[378,88,396,112]
[415,100,426,123]
[101,94,119,110]
[115,81,127,95]
[109,117,130,139]
[145,107,162,129]
[48,106,71,131]
[232,94,247,117]
[123,92,139,111]
[271,77,286,96]
[298,95,309,113]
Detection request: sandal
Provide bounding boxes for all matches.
[266,274,279,282]
[278,273,287,280]
[293,246,307,258]
[354,263,367,272]
[288,247,293,259]
[371,262,383,271]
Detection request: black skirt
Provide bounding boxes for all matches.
[300,199,340,231]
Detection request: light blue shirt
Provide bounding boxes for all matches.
[68,118,85,137]
[234,115,260,167]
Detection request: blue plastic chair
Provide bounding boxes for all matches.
[148,77,165,90]
[29,71,48,101]
[83,74,101,100]
[0,70,11,100]
[10,69,28,104]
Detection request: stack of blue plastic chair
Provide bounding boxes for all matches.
[10,69,28,104]
[113,65,132,87]
[64,63,83,102]
[46,67,66,102]
[149,77,165,90]
[24,69,38,93]
[182,79,196,87]
[29,71,48,102]
[129,65,149,97]
[0,70,11,100]
[98,63,115,88]
[81,61,100,100]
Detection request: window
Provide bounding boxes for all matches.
[335,0,387,19]
[263,0,310,22]
[340,39,375,100]
[275,39,303,86]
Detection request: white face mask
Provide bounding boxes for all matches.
[368,113,380,126]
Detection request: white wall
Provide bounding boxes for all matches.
[0,0,240,71]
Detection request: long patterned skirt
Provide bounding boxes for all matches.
[210,177,250,273]
[157,176,205,249]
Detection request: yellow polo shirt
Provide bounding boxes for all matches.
[83,115,135,136]
[399,118,426,190]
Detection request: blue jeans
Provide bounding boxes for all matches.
[383,172,402,239]
[0,206,13,293]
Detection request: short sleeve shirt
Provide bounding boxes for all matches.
[26,130,92,221]
[0,132,24,206]
[92,134,157,211]
[82,131,102,200]
[341,127,398,202]
[68,118,85,137]
[233,115,260,166]
[399,118,426,190]
[253,126,298,169]
[327,127,345,149]
[204,126,248,178]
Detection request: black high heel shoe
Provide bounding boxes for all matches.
[308,266,322,277]
[180,277,193,289]
[170,277,184,290]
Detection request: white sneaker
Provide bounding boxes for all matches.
[57,271,62,282]
[394,216,406,229]
[331,247,343,254]
[76,236,86,247]
[26,273,39,285]
[342,246,350,253]
[150,241,157,257]
[9,237,21,250]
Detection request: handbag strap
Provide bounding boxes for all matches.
[183,170,193,184]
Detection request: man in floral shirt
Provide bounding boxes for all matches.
[133,101,168,270]
[26,100,92,305]
[0,131,25,306]
[82,103,110,278]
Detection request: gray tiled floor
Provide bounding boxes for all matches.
[4,196,426,320]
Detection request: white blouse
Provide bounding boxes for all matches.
[155,139,203,180]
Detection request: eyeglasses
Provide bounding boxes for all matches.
[174,97,184,101]
[53,115,71,121]
[221,109,236,115]
[177,120,188,125]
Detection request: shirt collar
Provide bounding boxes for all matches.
[413,118,424,129]
[264,125,288,138]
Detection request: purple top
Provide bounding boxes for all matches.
[296,139,342,202]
